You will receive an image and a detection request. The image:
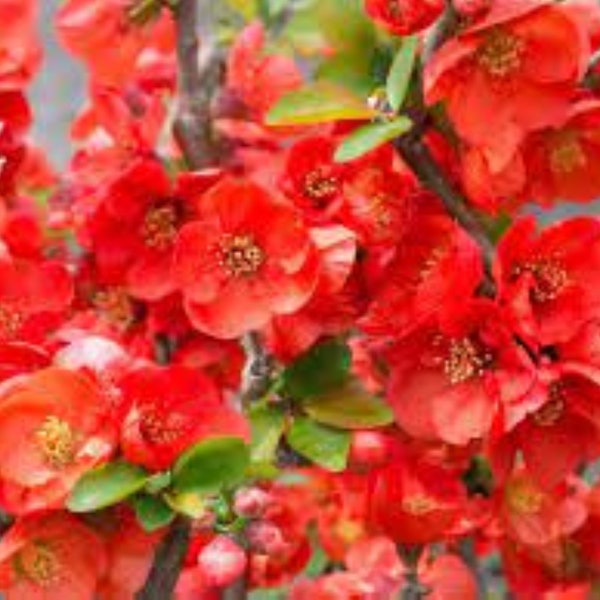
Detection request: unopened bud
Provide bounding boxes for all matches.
[234,487,272,519]
[349,431,392,471]
[246,521,288,556]
[196,535,247,588]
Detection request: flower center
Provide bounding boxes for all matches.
[506,480,545,515]
[443,337,494,385]
[532,382,565,427]
[549,133,587,175]
[303,168,339,205]
[142,204,178,250]
[513,256,570,304]
[402,494,437,515]
[15,542,61,587]
[35,416,77,468]
[219,234,265,278]
[477,28,525,78]
[94,287,136,328]
[139,405,188,445]
[0,303,23,341]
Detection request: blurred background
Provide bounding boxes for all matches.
[31,0,85,169]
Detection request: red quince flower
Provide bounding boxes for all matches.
[498,469,588,548]
[491,365,600,490]
[0,512,107,599]
[173,178,320,339]
[56,0,174,87]
[360,212,483,341]
[0,0,41,90]
[425,1,589,160]
[368,442,469,545]
[86,158,221,301]
[0,368,117,515]
[495,217,600,346]
[387,300,534,445]
[364,0,445,35]
[0,257,73,346]
[119,364,249,471]
[522,100,600,205]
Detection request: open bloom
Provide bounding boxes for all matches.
[173,178,319,339]
[495,217,600,346]
[425,1,589,160]
[0,512,107,600]
[85,158,221,301]
[0,368,116,514]
[119,364,249,471]
[387,300,535,445]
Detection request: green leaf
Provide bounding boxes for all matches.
[172,437,250,495]
[334,118,412,163]
[145,471,172,495]
[303,380,394,429]
[287,417,350,472]
[224,0,256,19]
[164,491,207,519]
[266,82,375,126]
[283,338,351,399]
[250,404,285,464]
[132,494,175,532]
[67,461,148,513]
[386,36,419,112]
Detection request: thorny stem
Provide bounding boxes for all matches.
[459,537,487,599]
[398,546,429,600]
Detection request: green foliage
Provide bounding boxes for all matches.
[303,380,394,429]
[282,338,351,398]
[249,403,286,464]
[172,437,250,495]
[266,81,375,126]
[287,417,350,472]
[334,117,412,163]
[67,461,148,513]
[132,494,176,532]
[386,36,419,112]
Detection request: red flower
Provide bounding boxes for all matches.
[364,0,445,35]
[491,365,600,490]
[495,217,600,346]
[498,469,588,548]
[0,512,107,599]
[280,136,345,224]
[0,257,73,346]
[119,364,249,471]
[360,212,483,341]
[173,178,320,339]
[387,301,535,445]
[425,1,589,160]
[368,442,469,545]
[0,0,41,90]
[522,100,600,205]
[86,158,221,301]
[0,368,117,515]
[56,0,174,86]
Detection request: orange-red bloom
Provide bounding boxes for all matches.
[119,364,249,471]
[173,178,320,339]
[425,1,589,160]
[364,0,445,35]
[0,368,117,514]
[0,512,107,599]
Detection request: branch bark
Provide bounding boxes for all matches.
[136,517,192,600]
[240,332,274,408]
[173,0,223,169]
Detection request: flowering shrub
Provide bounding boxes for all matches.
[1,0,600,598]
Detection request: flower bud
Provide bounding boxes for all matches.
[234,487,272,519]
[349,431,392,471]
[196,535,247,588]
[246,521,288,556]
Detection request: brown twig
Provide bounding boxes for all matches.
[422,0,458,64]
[240,332,274,408]
[173,0,223,169]
[136,517,192,600]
